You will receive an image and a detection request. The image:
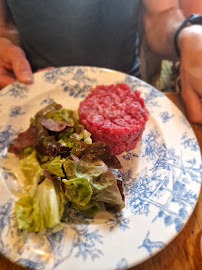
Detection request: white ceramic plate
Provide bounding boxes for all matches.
[0,66,201,270]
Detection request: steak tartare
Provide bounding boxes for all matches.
[78,83,149,155]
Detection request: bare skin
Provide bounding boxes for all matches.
[178,25,202,123]
[0,0,201,123]
[143,0,202,124]
[0,38,33,88]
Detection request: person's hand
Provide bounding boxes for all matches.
[0,37,33,89]
[178,25,202,124]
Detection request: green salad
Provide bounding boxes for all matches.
[8,103,125,232]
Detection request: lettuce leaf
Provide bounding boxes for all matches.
[76,200,104,217]
[36,136,70,158]
[15,193,34,231]
[19,150,43,196]
[10,103,125,232]
[91,170,125,213]
[63,157,108,180]
[41,156,65,177]
[15,178,66,232]
[70,141,121,169]
[44,108,77,126]
[63,156,124,214]
[63,177,92,206]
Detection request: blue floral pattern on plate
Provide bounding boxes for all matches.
[0,66,201,270]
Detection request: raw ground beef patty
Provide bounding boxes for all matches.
[78,83,149,155]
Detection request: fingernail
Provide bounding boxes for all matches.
[20,71,33,83]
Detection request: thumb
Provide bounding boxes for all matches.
[8,45,33,84]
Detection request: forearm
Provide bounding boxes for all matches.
[143,0,202,124]
[0,0,19,45]
[143,6,185,61]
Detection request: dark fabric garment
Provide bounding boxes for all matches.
[7,0,141,76]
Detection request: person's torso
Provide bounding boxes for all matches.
[7,0,141,75]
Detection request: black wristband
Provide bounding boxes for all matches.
[174,14,202,57]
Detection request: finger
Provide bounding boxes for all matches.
[181,86,202,124]
[0,67,16,78]
[8,46,33,84]
[0,75,16,89]
[0,59,12,70]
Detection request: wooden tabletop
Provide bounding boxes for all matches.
[0,93,201,270]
